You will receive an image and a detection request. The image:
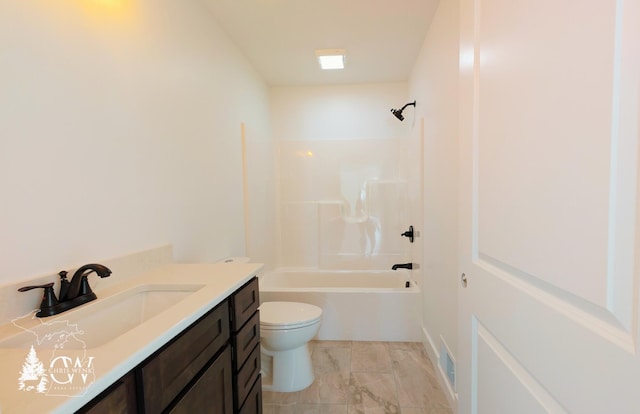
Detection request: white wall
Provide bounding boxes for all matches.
[408,0,460,400]
[0,0,273,284]
[271,83,408,141]
[270,83,421,269]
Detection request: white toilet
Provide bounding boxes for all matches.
[259,301,322,392]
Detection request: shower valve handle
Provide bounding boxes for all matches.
[401,225,414,243]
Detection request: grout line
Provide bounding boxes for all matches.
[388,341,402,413]
[348,340,352,412]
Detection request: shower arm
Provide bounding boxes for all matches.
[399,101,416,112]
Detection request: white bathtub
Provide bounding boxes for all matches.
[259,269,421,342]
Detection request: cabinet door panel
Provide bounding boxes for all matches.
[77,372,137,414]
[169,347,233,414]
[142,301,230,413]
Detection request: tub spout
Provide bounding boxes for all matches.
[392,263,413,270]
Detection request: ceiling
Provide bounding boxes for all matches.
[203,0,440,86]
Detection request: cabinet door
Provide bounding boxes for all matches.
[141,301,230,413]
[76,372,137,414]
[168,346,233,414]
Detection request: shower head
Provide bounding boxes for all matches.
[390,100,416,121]
[391,108,405,121]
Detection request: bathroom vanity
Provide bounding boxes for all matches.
[0,263,263,414]
[78,277,261,413]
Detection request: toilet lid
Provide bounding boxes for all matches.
[259,301,322,328]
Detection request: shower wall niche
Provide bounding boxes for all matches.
[278,138,413,270]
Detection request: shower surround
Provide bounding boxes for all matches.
[267,137,423,341]
[278,138,416,270]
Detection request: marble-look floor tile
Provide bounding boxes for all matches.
[295,403,349,414]
[263,390,301,405]
[312,340,353,348]
[264,402,350,414]
[400,402,453,414]
[347,406,399,414]
[347,372,399,414]
[351,342,392,373]
[427,401,454,414]
[399,408,426,414]
[297,372,350,404]
[387,342,423,352]
[264,403,297,414]
[312,345,352,374]
[262,341,452,414]
[390,348,449,408]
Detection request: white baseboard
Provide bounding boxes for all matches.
[421,326,458,412]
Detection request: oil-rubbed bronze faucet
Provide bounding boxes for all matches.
[18,264,112,317]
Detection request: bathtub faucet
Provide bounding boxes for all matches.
[392,263,413,271]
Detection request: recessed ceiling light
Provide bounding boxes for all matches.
[316,49,346,70]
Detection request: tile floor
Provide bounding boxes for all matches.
[262,341,453,414]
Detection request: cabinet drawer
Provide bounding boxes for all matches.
[234,310,260,367]
[238,375,262,414]
[168,346,233,414]
[231,277,259,331]
[141,300,230,413]
[236,343,261,408]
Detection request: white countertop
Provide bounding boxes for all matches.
[0,262,262,414]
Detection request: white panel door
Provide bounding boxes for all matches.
[458,0,640,413]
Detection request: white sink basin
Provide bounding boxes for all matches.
[0,284,204,350]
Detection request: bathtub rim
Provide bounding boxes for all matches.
[259,267,419,293]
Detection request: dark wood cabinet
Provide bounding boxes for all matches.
[77,371,137,414]
[168,347,234,414]
[77,276,262,414]
[231,277,262,414]
[234,310,260,370]
[238,376,263,414]
[141,301,230,413]
[236,343,261,410]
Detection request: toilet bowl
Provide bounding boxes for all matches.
[259,301,322,392]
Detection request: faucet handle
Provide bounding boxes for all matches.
[76,274,95,297]
[17,282,55,293]
[18,282,59,317]
[58,271,71,301]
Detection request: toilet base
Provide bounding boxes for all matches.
[261,343,314,392]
